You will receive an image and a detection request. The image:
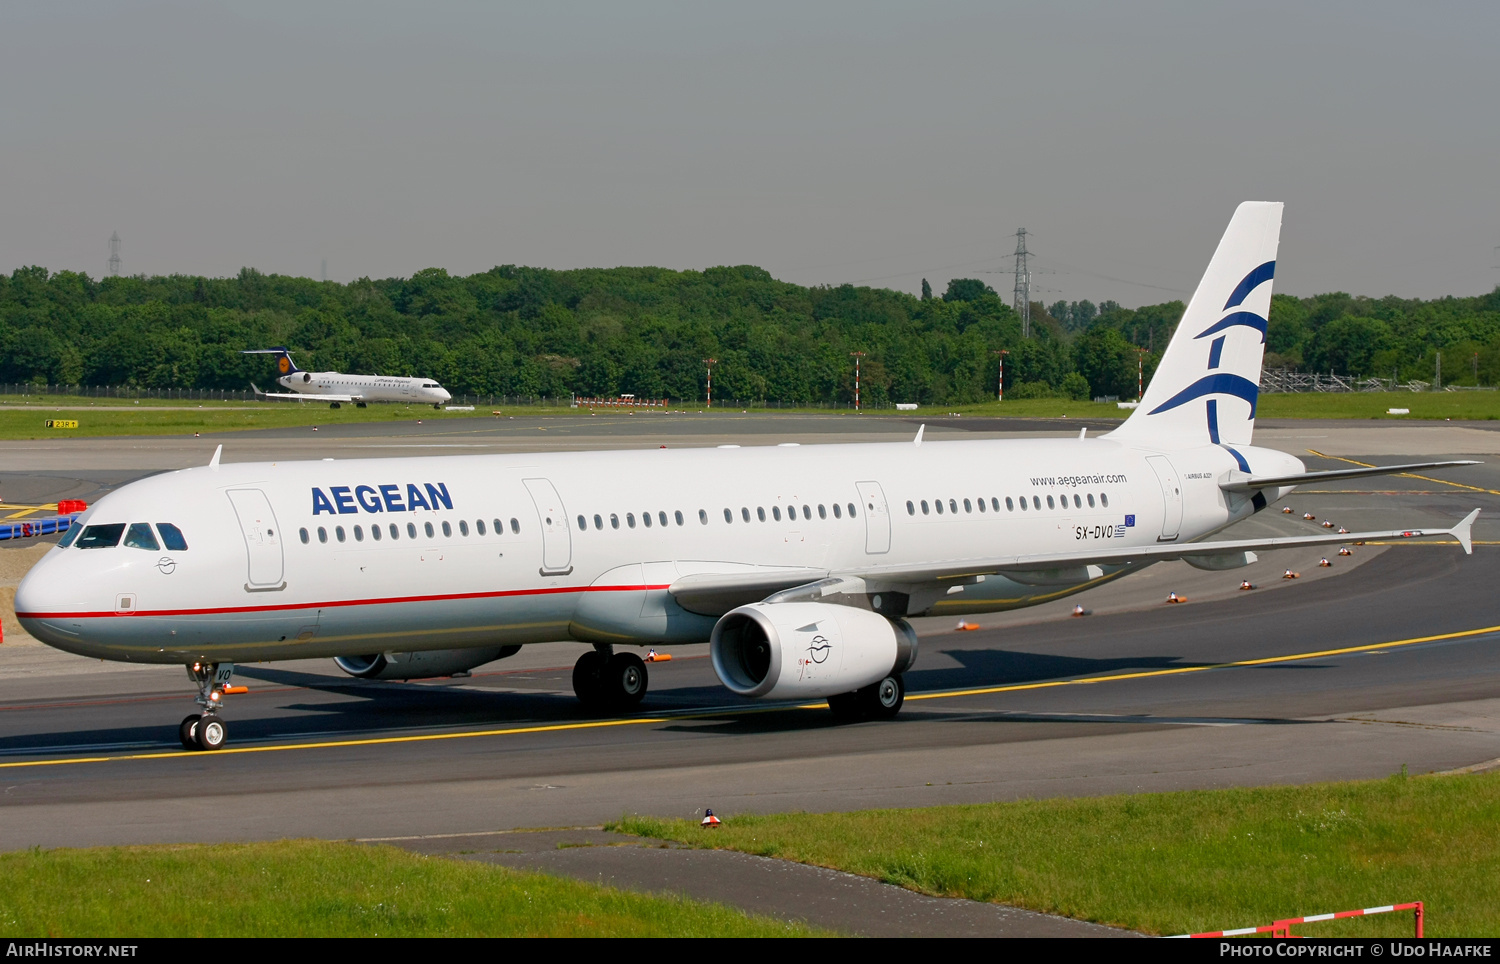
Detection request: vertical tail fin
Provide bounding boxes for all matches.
[241,347,301,375]
[1109,202,1283,447]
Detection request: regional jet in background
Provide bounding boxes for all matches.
[17,203,1481,751]
[244,347,452,408]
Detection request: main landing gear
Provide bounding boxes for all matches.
[827,674,905,722]
[572,644,648,712]
[179,662,236,751]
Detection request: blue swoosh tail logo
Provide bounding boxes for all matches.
[1147,373,1259,417]
[1223,260,1275,309]
[1196,310,1268,344]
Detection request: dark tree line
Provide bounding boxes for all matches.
[2,263,1497,403]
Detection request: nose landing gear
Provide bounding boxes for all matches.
[179,662,236,751]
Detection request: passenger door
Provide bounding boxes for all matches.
[1146,455,1183,541]
[226,488,285,590]
[855,481,891,554]
[523,478,573,574]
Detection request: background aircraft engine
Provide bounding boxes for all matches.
[710,602,918,700]
[333,646,519,680]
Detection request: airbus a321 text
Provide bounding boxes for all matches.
[16,203,1480,750]
[245,347,452,409]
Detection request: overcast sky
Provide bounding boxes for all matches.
[2,1,1496,306]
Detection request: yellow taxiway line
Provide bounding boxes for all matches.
[4,622,1499,772]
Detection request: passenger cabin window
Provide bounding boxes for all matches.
[510,518,520,534]
[407,522,417,539]
[699,509,708,525]
[724,508,733,523]
[593,514,603,530]
[493,518,503,534]
[642,511,652,528]
[935,500,944,515]
[976,498,985,513]
[675,510,684,526]
[459,520,469,536]
[1087,494,1096,508]
[424,521,435,538]
[299,527,310,544]
[390,523,400,540]
[610,514,620,530]
[124,523,159,551]
[802,505,812,520]
[741,507,751,522]
[157,523,188,551]
[1019,497,1027,512]
[833,504,842,519]
[1100,493,1109,508]
[1047,495,1055,509]
[848,503,857,518]
[1006,497,1015,511]
[477,519,487,535]
[77,523,125,549]
[627,513,636,529]
[442,521,452,537]
[660,511,670,527]
[818,504,827,519]
[372,524,382,541]
[772,506,781,521]
[756,507,766,522]
[354,525,364,542]
[992,498,1001,512]
[318,527,328,544]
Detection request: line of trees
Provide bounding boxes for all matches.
[2,264,1497,403]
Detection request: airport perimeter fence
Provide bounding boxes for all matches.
[0,383,898,410]
[1259,369,1497,393]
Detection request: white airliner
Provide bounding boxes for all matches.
[245,348,452,408]
[16,203,1480,752]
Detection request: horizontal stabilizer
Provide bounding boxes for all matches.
[1221,460,1481,492]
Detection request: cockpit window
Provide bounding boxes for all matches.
[124,523,160,551]
[156,524,188,551]
[56,520,83,548]
[76,523,126,549]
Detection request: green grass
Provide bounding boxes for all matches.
[0,839,818,937]
[1,388,1496,442]
[0,396,543,440]
[609,771,1500,938]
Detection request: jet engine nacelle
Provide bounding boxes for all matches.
[334,645,520,680]
[710,602,918,700]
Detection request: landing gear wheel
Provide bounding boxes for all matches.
[605,653,648,709]
[826,691,862,721]
[330,402,341,409]
[572,650,606,708]
[196,715,227,751]
[356,402,367,408]
[179,714,201,751]
[859,674,905,720]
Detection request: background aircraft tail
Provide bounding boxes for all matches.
[241,347,301,377]
[1109,201,1283,448]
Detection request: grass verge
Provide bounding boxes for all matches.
[609,771,1500,938]
[0,839,817,937]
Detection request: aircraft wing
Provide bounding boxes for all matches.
[668,510,1479,615]
[846,509,1479,585]
[251,384,359,403]
[1221,460,1480,493]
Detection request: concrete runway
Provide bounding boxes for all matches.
[2,416,1499,855]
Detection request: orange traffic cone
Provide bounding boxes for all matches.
[955,620,980,631]
[1167,591,1186,604]
[701,809,721,828]
[1339,547,1353,556]
[1303,512,1316,521]
[1283,569,1300,579]
[1282,506,1294,514]
[1318,557,1331,567]
[1239,580,1254,591]
[1321,520,1335,529]
[1071,605,1088,617]
[1338,526,1350,534]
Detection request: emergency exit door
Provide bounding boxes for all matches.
[524,478,573,574]
[226,488,285,589]
[855,481,891,554]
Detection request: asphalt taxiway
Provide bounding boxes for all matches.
[0,415,1498,932]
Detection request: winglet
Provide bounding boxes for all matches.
[209,444,222,469]
[914,424,925,447]
[1451,508,1480,555]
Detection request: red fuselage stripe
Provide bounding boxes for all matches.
[17,584,673,620]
